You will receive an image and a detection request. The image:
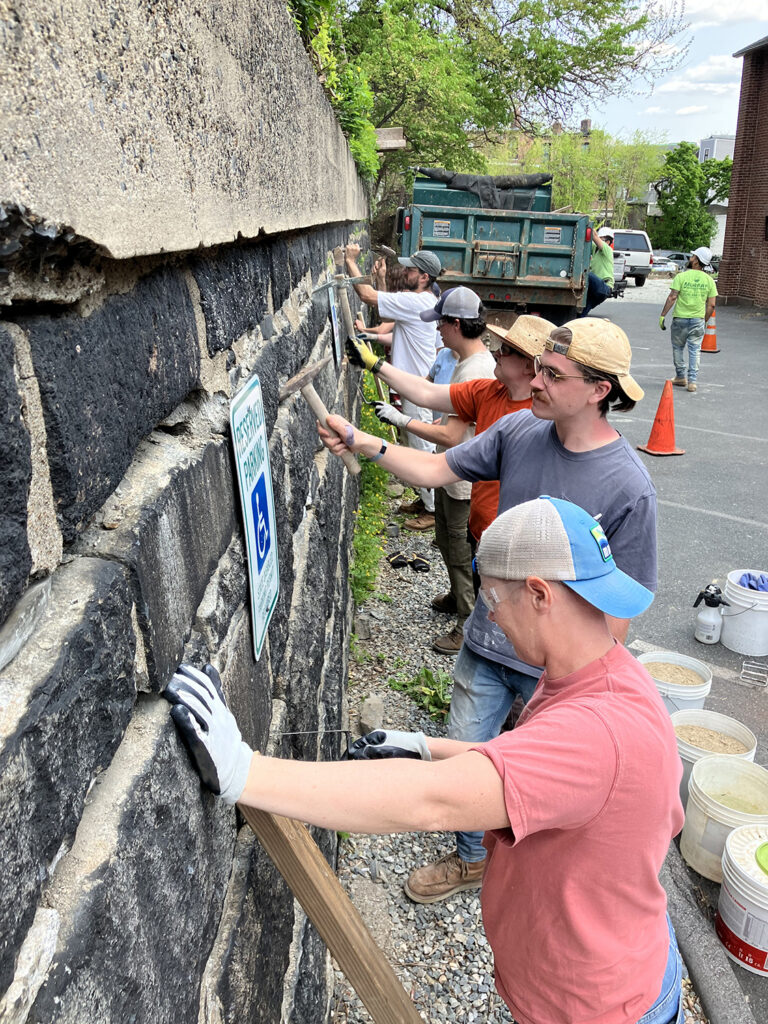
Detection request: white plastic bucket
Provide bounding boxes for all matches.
[637,651,712,713]
[720,569,768,657]
[680,756,768,882]
[716,824,768,975]
[670,709,757,807]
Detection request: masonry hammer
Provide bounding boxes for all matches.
[279,355,360,476]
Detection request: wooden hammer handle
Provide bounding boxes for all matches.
[301,385,361,476]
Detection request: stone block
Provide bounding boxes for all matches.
[199,826,294,1024]
[22,267,200,541]
[219,609,273,755]
[190,243,271,356]
[75,434,236,689]
[0,557,136,992]
[0,326,32,625]
[27,699,236,1024]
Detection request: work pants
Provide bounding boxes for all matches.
[400,398,435,512]
[671,317,705,384]
[580,271,613,317]
[434,489,474,624]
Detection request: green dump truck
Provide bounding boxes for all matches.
[397,168,594,327]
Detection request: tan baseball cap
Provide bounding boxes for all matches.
[546,319,644,401]
[486,315,554,358]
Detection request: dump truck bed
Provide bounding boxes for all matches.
[399,180,593,324]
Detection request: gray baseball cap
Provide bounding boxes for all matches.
[398,250,442,277]
[420,286,482,322]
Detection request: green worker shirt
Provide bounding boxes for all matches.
[671,269,718,319]
[590,241,614,285]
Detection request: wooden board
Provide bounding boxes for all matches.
[241,807,423,1024]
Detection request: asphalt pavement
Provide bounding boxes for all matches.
[593,278,768,1023]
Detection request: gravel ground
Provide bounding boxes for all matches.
[331,481,709,1024]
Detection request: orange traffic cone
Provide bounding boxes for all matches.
[637,381,685,457]
[702,310,719,352]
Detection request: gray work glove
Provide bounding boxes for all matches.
[374,401,411,429]
[164,664,253,805]
[348,729,432,761]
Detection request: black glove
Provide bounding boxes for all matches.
[348,729,432,760]
[164,664,253,804]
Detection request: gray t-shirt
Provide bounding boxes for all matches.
[445,410,657,676]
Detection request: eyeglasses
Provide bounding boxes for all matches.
[533,355,588,385]
[493,342,524,360]
[478,582,519,613]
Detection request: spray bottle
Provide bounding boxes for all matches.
[693,584,730,644]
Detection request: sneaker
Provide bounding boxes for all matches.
[687,382,697,392]
[431,591,457,614]
[671,377,687,387]
[404,512,435,531]
[404,852,485,904]
[398,497,425,515]
[433,625,464,655]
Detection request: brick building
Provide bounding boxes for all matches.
[719,36,768,306]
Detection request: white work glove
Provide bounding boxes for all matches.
[348,730,432,761]
[164,664,253,804]
[374,401,411,429]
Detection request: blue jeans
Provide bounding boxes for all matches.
[448,645,539,862]
[671,317,705,384]
[636,916,684,1024]
[580,271,613,317]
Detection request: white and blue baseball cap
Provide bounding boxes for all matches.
[419,286,482,322]
[475,496,653,618]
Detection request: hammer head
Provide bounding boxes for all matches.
[278,354,332,401]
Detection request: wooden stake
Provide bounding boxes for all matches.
[241,807,423,1024]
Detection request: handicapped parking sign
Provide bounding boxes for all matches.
[230,375,279,660]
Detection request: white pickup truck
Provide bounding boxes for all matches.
[612,229,653,287]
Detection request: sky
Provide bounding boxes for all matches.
[591,1,768,146]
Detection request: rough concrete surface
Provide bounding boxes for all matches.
[27,698,236,1024]
[21,265,200,541]
[0,0,367,263]
[0,326,32,623]
[0,557,136,993]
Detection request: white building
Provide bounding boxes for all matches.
[698,136,734,253]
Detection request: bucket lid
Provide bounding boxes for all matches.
[725,825,768,888]
[757,842,768,877]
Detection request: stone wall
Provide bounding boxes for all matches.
[0,1,368,1021]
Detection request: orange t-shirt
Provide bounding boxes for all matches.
[449,379,532,540]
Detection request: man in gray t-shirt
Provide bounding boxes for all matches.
[319,317,656,903]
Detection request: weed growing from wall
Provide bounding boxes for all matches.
[349,374,390,606]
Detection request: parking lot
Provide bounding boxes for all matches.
[594,279,768,1021]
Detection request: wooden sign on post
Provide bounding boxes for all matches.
[241,807,423,1024]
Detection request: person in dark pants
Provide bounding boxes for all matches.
[580,226,615,317]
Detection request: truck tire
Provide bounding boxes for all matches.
[634,275,646,287]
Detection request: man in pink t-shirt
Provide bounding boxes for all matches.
[165,497,685,1024]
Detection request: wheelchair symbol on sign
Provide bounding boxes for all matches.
[250,472,272,573]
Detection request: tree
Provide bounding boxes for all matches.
[649,142,731,251]
[494,128,665,225]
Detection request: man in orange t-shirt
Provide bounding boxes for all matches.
[358,314,553,568]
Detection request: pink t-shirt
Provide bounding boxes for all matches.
[476,643,685,1024]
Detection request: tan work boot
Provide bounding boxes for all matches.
[433,625,464,655]
[398,497,425,515]
[431,591,457,614]
[404,512,436,531]
[404,852,485,904]
[687,382,697,392]
[671,377,687,387]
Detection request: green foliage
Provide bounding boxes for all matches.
[490,129,665,226]
[350,633,373,664]
[388,665,453,721]
[349,374,391,606]
[648,142,729,251]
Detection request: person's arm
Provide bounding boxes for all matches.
[705,295,716,321]
[347,337,455,413]
[377,404,471,448]
[593,233,606,251]
[659,288,679,327]
[319,414,462,489]
[164,666,509,835]
[345,242,378,307]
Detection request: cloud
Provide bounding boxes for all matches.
[657,80,739,96]
[686,55,741,80]
[644,106,666,114]
[675,105,708,115]
[684,0,768,27]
